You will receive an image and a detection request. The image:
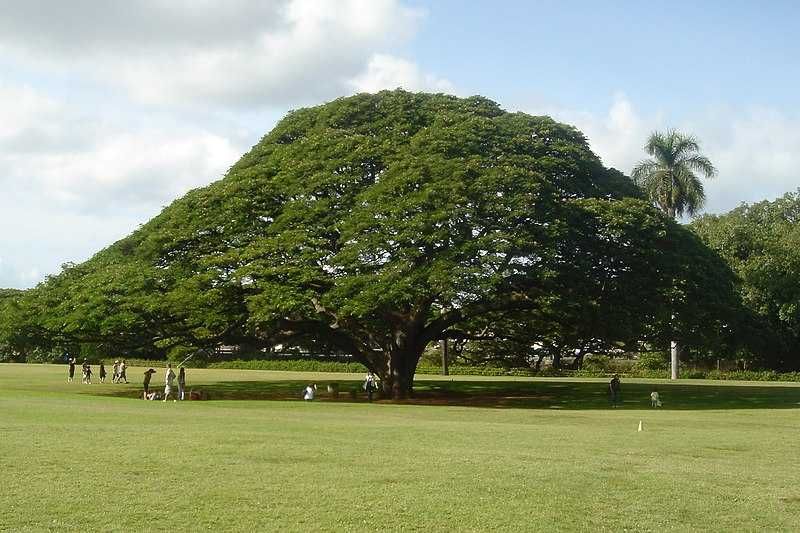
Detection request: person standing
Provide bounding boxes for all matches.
[119,360,128,383]
[609,374,622,408]
[84,362,93,384]
[163,364,176,402]
[177,367,186,401]
[143,368,156,399]
[67,357,76,383]
[99,363,107,384]
[363,371,377,402]
[112,360,120,383]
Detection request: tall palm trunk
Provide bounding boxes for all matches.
[670,340,679,380]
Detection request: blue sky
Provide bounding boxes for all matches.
[410,0,800,113]
[1,0,798,289]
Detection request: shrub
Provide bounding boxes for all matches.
[635,351,668,371]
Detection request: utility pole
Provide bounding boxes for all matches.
[440,339,449,376]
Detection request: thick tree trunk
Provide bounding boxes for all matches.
[380,348,421,399]
[670,340,679,380]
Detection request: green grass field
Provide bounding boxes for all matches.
[2,363,800,532]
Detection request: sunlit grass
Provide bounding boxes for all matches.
[2,363,800,532]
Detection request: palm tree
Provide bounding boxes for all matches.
[632,130,717,379]
[632,130,717,218]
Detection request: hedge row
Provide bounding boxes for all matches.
[202,360,800,382]
[19,357,800,382]
[206,359,368,373]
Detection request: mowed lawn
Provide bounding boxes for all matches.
[1,364,800,532]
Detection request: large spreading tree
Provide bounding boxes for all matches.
[1,91,739,397]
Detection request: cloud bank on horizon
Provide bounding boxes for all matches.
[0,0,797,289]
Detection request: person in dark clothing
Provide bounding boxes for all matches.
[143,368,156,400]
[99,363,107,383]
[177,367,186,401]
[609,374,622,408]
[67,357,76,383]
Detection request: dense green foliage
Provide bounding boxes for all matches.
[692,190,800,369]
[0,91,741,397]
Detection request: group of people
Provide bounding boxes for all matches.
[67,357,106,384]
[66,357,129,384]
[111,360,128,383]
[66,358,187,402]
[142,363,186,402]
[302,371,379,401]
[65,361,662,408]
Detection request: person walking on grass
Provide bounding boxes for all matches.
[177,367,186,401]
[83,361,93,385]
[163,364,176,402]
[67,357,76,383]
[112,360,120,383]
[609,374,621,408]
[119,360,128,383]
[99,362,107,384]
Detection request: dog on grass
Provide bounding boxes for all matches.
[650,391,662,408]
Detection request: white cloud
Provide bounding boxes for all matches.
[348,53,455,94]
[522,95,800,216]
[0,84,243,213]
[0,83,247,289]
[0,0,427,108]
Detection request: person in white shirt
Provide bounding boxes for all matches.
[303,383,316,401]
[118,360,128,383]
[163,364,176,402]
[363,371,377,401]
[650,390,662,407]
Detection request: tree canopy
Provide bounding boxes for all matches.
[0,91,741,396]
[692,190,800,369]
